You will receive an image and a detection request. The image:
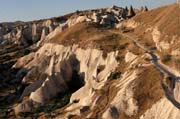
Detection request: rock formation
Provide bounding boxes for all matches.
[144,6,149,12]
[1,3,179,119]
[13,43,118,114]
[0,6,136,48]
[127,5,136,18]
[141,6,149,12]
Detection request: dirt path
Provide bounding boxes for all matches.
[122,33,180,109]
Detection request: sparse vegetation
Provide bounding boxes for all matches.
[1,2,180,119]
[162,54,172,63]
[133,66,163,119]
[19,93,71,118]
[116,56,124,61]
[107,71,121,80]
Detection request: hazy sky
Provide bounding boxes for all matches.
[0,0,177,22]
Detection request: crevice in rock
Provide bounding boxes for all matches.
[68,71,85,93]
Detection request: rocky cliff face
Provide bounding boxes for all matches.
[13,43,166,119]
[1,3,180,119]
[13,43,118,115]
[0,5,137,118]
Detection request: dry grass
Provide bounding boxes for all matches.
[48,22,110,46]
[126,3,180,58]
[3,3,179,118]
[157,51,180,72]
[134,3,180,37]
[132,66,164,119]
[49,22,130,57]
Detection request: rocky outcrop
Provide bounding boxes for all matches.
[102,70,138,119]
[140,97,180,119]
[144,6,148,12]
[0,5,142,119]
[159,41,170,50]
[139,56,180,119]
[127,6,136,18]
[141,6,148,12]
[0,5,137,49]
[125,51,138,63]
[13,43,119,114]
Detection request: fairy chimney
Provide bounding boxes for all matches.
[127,5,136,18]
[144,6,148,11]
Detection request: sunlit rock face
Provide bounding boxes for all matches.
[0,6,150,119]
[13,43,118,114]
[0,5,134,48]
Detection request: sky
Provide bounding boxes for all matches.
[0,0,177,22]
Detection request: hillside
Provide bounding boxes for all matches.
[0,3,180,119]
[120,2,180,71]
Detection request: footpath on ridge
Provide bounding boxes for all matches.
[122,33,180,109]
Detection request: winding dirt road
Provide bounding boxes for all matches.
[123,33,180,109]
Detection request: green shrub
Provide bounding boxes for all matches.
[19,93,71,118]
[24,49,31,55]
[116,56,124,61]
[108,72,121,80]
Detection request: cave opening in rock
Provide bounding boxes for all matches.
[68,70,85,93]
[16,54,86,117]
[38,54,86,115]
[67,54,85,93]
